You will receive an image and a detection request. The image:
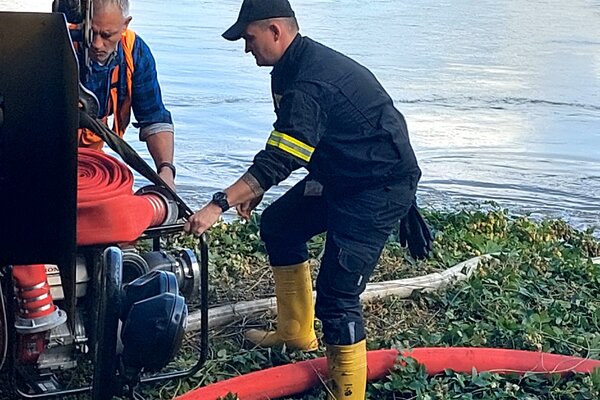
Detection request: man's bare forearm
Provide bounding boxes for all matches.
[146,130,174,166]
[241,171,265,197]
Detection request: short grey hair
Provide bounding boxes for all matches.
[256,17,299,33]
[93,0,130,17]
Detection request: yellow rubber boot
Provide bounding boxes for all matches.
[325,340,367,399]
[245,262,318,351]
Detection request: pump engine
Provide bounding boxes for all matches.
[0,3,209,400]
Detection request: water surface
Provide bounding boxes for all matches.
[3,0,600,231]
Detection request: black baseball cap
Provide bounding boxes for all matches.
[222,0,295,41]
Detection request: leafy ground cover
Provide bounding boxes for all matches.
[143,203,600,399]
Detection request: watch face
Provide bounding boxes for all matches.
[212,192,229,211]
[213,192,226,202]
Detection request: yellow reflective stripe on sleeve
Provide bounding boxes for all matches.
[267,130,314,162]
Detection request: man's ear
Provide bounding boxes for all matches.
[269,22,282,41]
[124,16,132,30]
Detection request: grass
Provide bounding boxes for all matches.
[56,203,600,399]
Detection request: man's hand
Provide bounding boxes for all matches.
[236,194,263,220]
[185,171,264,234]
[399,203,433,259]
[184,203,222,236]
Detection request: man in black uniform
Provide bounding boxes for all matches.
[184,0,432,397]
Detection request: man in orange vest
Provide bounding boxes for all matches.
[79,0,176,190]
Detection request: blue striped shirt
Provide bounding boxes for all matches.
[82,33,173,140]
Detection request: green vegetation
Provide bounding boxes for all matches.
[149,204,600,399]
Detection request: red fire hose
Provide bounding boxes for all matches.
[176,347,600,400]
[77,148,166,245]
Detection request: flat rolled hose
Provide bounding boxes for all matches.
[175,347,600,400]
[77,148,166,245]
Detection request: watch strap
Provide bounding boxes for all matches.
[157,162,176,178]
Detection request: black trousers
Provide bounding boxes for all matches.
[260,175,417,345]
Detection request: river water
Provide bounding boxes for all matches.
[3,0,600,231]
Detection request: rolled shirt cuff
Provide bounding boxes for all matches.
[139,122,174,141]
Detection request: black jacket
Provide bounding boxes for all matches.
[248,34,421,193]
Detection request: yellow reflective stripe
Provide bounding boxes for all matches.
[267,130,314,162]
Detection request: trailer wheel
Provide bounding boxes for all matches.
[0,269,17,399]
[0,275,8,372]
[91,247,123,400]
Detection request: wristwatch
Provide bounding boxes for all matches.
[210,191,230,212]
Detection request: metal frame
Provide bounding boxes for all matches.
[0,11,210,399]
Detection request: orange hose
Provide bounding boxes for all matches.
[77,148,165,245]
[176,347,600,400]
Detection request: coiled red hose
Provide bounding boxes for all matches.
[77,148,166,245]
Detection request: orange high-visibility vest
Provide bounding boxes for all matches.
[78,29,136,150]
